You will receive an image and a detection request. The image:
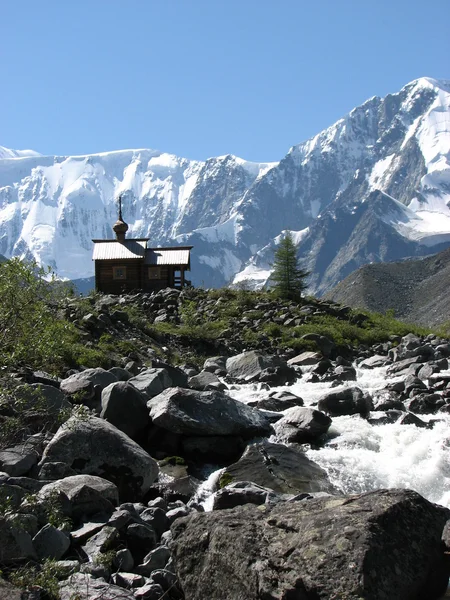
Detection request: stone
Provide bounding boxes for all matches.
[125,523,157,561]
[0,517,37,563]
[212,481,281,510]
[254,390,304,412]
[61,368,118,396]
[171,489,450,600]
[101,381,150,439]
[148,387,271,438]
[0,579,23,600]
[32,523,70,560]
[114,548,134,572]
[287,351,322,366]
[225,351,286,382]
[203,356,227,373]
[221,441,334,495]
[59,573,135,600]
[359,354,389,369]
[128,368,173,399]
[272,406,332,444]
[39,474,119,507]
[81,525,119,561]
[0,443,39,477]
[108,366,132,381]
[136,545,171,576]
[300,333,336,357]
[318,386,373,417]
[188,370,225,391]
[39,417,159,501]
[111,572,145,588]
[134,583,165,600]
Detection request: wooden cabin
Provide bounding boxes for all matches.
[92,200,192,294]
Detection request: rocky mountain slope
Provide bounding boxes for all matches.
[0,77,449,293]
[326,245,450,328]
[2,281,450,599]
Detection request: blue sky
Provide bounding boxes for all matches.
[1,0,448,162]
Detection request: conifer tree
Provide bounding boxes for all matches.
[270,231,309,300]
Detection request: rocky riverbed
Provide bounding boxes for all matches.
[2,291,450,599]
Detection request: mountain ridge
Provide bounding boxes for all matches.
[0,76,449,293]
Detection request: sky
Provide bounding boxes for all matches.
[0,0,449,163]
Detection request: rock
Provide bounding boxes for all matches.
[81,525,119,561]
[359,355,389,369]
[139,507,169,539]
[0,442,39,477]
[272,407,332,444]
[125,523,157,561]
[203,356,227,373]
[0,579,23,600]
[111,572,145,588]
[61,368,118,396]
[39,474,119,507]
[148,387,271,438]
[128,368,173,399]
[287,351,322,366]
[151,360,189,388]
[101,381,150,439]
[225,351,285,382]
[212,481,281,510]
[221,441,333,495]
[38,461,77,480]
[134,583,165,599]
[32,523,70,560]
[39,417,159,501]
[114,548,134,572]
[300,333,336,357]
[318,386,372,417]
[372,389,405,411]
[108,366,132,381]
[0,517,37,563]
[136,545,171,576]
[171,489,450,600]
[188,371,226,391]
[254,390,303,412]
[59,573,135,600]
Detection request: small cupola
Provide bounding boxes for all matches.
[113,196,129,241]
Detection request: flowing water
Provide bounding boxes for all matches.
[227,364,450,508]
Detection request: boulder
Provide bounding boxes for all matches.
[359,355,389,369]
[254,390,303,412]
[225,351,285,382]
[128,368,173,399]
[39,417,158,501]
[171,489,450,600]
[101,381,149,439]
[32,523,70,560]
[181,435,246,464]
[61,368,118,396]
[287,351,322,366]
[300,333,336,357]
[203,356,227,373]
[318,386,372,417]
[0,442,40,477]
[272,407,332,444]
[148,387,271,439]
[221,441,333,495]
[188,371,226,391]
[0,517,37,563]
[59,573,135,600]
[212,481,281,510]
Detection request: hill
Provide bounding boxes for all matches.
[325,246,450,327]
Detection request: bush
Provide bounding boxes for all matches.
[0,259,78,373]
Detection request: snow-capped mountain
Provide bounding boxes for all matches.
[0,77,449,293]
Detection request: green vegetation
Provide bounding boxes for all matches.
[9,559,68,599]
[219,472,234,488]
[270,231,309,300]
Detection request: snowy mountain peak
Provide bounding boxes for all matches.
[0,77,449,296]
[0,145,42,159]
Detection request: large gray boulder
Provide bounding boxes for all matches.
[148,387,271,438]
[0,517,37,563]
[318,386,373,417]
[39,474,119,517]
[171,489,450,600]
[272,406,332,444]
[221,441,333,495]
[225,351,285,382]
[39,417,158,501]
[100,381,149,439]
[128,368,173,399]
[59,573,135,600]
[60,368,118,396]
[32,523,70,560]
